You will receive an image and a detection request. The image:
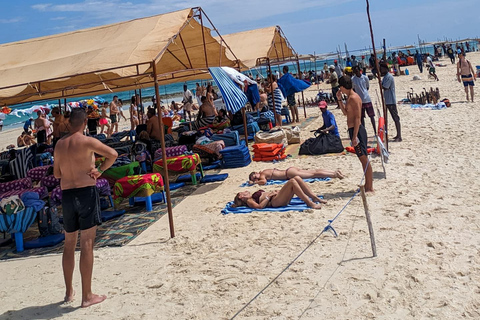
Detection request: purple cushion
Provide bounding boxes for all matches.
[27,166,52,181]
[0,177,33,194]
[41,175,60,190]
[0,186,48,200]
[154,145,187,160]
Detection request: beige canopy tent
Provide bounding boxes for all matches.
[0,7,242,106]
[216,26,307,118]
[217,26,296,69]
[0,7,243,238]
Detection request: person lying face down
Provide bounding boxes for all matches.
[248,167,344,185]
[233,177,326,209]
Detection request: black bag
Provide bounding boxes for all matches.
[37,205,63,237]
[299,132,344,155]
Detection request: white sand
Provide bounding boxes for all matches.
[1,53,480,319]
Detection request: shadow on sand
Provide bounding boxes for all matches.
[0,301,78,320]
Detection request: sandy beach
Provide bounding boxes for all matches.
[1,52,479,319]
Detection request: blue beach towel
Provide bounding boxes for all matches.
[240,177,331,187]
[222,197,319,215]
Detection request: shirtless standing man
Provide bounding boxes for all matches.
[54,108,118,307]
[457,52,476,102]
[337,75,373,192]
[109,96,126,133]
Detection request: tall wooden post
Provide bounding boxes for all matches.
[152,61,175,238]
[296,56,307,118]
[360,185,377,257]
[366,0,388,151]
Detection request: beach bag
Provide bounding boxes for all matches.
[299,132,344,155]
[283,126,301,144]
[0,196,25,215]
[37,205,63,237]
[254,128,288,146]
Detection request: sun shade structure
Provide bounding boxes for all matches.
[217,26,296,69]
[0,7,243,239]
[0,7,242,106]
[209,67,247,114]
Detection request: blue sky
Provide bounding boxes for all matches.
[1,0,479,54]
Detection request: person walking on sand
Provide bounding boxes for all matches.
[426,53,439,81]
[457,52,476,102]
[336,75,373,193]
[414,50,423,73]
[54,108,117,308]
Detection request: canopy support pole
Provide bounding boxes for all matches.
[152,61,175,238]
[199,10,209,68]
[296,56,307,119]
[241,107,250,149]
[266,58,280,126]
[366,0,388,151]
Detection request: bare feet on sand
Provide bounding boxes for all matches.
[81,294,107,308]
[311,203,323,209]
[335,170,345,179]
[64,290,75,303]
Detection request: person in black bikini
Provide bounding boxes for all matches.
[248,167,343,185]
[232,176,326,209]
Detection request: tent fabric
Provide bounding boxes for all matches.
[216,26,296,69]
[208,67,247,114]
[277,73,311,97]
[0,8,241,106]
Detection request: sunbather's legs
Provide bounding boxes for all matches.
[63,230,78,302]
[271,178,322,209]
[286,167,343,179]
[292,176,327,204]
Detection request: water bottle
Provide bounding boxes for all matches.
[405,68,409,75]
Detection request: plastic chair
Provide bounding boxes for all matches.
[162,117,173,134]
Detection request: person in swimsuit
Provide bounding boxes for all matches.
[232,176,326,209]
[54,108,117,308]
[248,167,344,185]
[99,102,111,135]
[456,52,476,102]
[130,96,139,130]
[337,75,373,193]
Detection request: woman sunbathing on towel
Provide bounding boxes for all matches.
[248,167,344,185]
[233,176,326,209]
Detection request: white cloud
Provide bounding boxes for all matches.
[31,4,53,11]
[0,18,21,24]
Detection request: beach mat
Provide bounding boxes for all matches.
[240,177,330,187]
[24,233,65,249]
[222,197,321,215]
[176,173,228,184]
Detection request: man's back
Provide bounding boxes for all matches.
[55,133,96,190]
[382,73,396,104]
[147,115,162,140]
